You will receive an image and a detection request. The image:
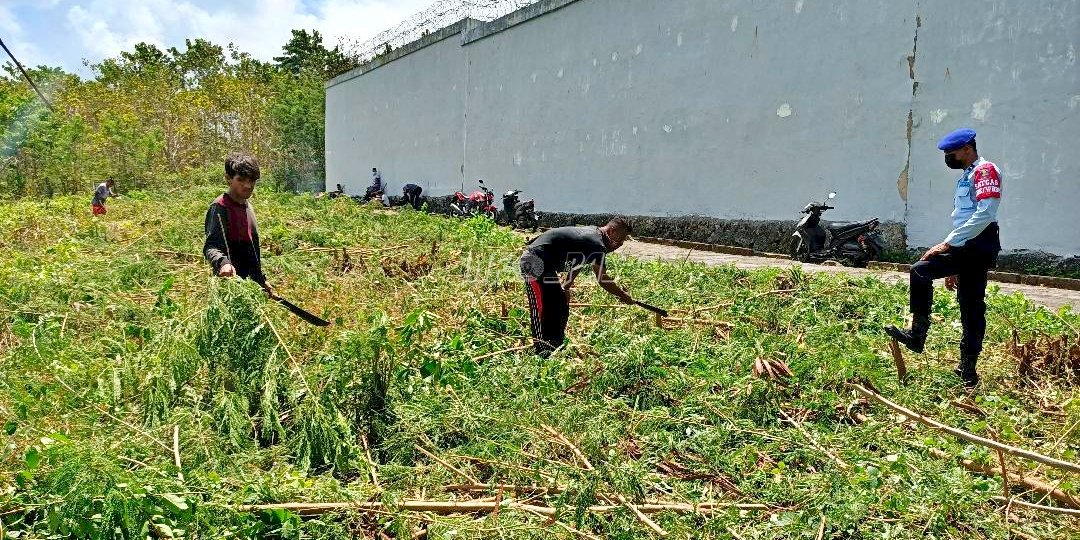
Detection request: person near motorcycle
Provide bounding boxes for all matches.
[402,183,423,210]
[364,167,384,203]
[519,218,636,357]
[886,128,1002,388]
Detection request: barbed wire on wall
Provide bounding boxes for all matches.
[339,0,539,66]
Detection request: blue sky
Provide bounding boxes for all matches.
[0,0,433,77]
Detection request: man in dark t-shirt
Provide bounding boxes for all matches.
[519,217,636,357]
[402,183,423,210]
[91,179,116,215]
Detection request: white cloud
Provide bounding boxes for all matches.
[175,0,316,59]
[60,0,435,66]
[66,6,127,58]
[315,0,433,49]
[0,3,51,69]
[0,5,21,39]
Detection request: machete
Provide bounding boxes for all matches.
[275,296,330,326]
[633,300,669,317]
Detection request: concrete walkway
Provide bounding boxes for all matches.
[620,239,1080,313]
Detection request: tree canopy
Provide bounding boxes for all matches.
[0,30,357,197]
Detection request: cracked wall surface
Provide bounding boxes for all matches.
[906,0,1080,256]
[327,0,1080,259]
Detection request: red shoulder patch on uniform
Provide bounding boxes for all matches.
[973,163,1001,200]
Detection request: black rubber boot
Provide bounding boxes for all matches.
[954,354,980,388]
[885,315,930,353]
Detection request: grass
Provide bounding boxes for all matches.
[0,186,1078,539]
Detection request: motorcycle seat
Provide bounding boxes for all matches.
[826,219,877,235]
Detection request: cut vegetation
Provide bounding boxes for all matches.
[1,187,1078,539]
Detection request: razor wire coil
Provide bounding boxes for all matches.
[340,0,539,65]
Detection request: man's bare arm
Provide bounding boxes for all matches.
[592,262,633,303]
[562,265,584,291]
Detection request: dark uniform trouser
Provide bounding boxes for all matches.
[909,223,1000,357]
[524,275,569,357]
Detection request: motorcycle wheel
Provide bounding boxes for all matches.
[867,239,884,262]
[484,209,497,221]
[853,244,883,268]
[846,235,884,268]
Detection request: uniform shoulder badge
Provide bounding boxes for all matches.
[972,163,1001,200]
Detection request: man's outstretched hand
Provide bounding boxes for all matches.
[218,263,236,277]
[945,275,958,291]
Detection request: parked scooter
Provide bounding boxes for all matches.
[450,179,497,219]
[499,189,539,231]
[789,191,884,267]
[355,184,385,205]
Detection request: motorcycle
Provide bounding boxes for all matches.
[450,179,497,220]
[789,191,884,267]
[354,184,385,205]
[500,189,539,231]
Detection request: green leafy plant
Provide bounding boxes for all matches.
[0,187,1077,539]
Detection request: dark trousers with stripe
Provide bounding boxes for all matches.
[524,276,569,357]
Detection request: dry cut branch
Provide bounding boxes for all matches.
[928,448,1080,509]
[888,338,907,383]
[541,424,594,470]
[852,384,1080,474]
[991,497,1080,516]
[236,499,770,517]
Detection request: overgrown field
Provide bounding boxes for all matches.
[1,187,1078,539]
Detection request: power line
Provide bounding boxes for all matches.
[0,35,55,112]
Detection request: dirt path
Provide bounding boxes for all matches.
[620,239,1080,313]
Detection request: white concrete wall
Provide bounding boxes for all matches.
[906,0,1080,254]
[325,29,467,198]
[327,0,1080,256]
[462,0,914,225]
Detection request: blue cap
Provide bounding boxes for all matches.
[937,128,977,152]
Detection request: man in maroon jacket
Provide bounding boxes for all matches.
[203,153,275,299]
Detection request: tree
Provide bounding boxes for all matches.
[274,29,326,76]
[268,70,323,192]
[1,31,340,197]
[269,29,358,192]
[168,39,227,89]
[275,29,356,79]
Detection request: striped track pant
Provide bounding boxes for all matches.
[524,276,569,357]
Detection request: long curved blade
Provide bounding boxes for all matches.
[634,300,669,317]
[276,297,330,326]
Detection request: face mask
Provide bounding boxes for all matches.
[944,153,965,169]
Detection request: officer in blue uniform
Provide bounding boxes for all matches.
[887,128,1002,387]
